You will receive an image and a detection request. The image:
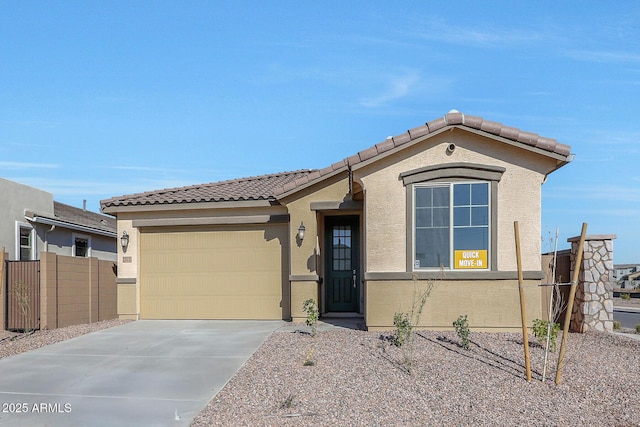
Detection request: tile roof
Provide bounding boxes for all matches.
[274,110,571,197]
[100,170,314,208]
[101,111,571,209]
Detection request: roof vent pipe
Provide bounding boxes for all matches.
[83,199,87,212]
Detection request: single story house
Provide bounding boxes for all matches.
[1,177,117,262]
[101,110,572,331]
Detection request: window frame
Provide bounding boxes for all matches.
[401,162,505,274]
[412,181,490,271]
[72,233,92,258]
[16,222,34,261]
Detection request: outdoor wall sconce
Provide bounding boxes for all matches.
[297,222,306,242]
[120,231,129,252]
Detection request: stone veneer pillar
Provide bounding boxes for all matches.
[568,234,616,333]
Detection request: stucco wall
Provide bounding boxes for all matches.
[283,174,351,277]
[356,129,557,273]
[41,227,116,261]
[290,281,318,322]
[0,178,53,260]
[366,278,542,331]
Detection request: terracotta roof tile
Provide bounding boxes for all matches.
[408,124,429,139]
[101,170,313,208]
[498,125,520,140]
[358,146,379,162]
[307,170,322,181]
[555,143,571,155]
[346,155,361,167]
[536,137,557,151]
[318,165,334,176]
[480,120,502,134]
[375,138,395,154]
[332,160,348,171]
[392,132,411,146]
[444,111,464,125]
[294,176,310,187]
[517,131,538,145]
[462,115,483,128]
[101,111,572,209]
[427,116,447,132]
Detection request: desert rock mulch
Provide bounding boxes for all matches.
[192,328,640,426]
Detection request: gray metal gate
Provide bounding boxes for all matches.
[5,260,40,331]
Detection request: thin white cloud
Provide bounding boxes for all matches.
[544,207,640,217]
[564,49,640,64]
[545,184,640,203]
[10,177,195,199]
[360,71,425,108]
[0,161,58,169]
[109,165,184,173]
[0,141,50,149]
[411,17,548,48]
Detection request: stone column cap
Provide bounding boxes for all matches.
[567,234,617,242]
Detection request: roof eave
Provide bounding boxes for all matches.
[25,215,117,238]
[455,126,571,162]
[274,166,348,201]
[349,125,572,175]
[350,126,452,173]
[101,198,279,215]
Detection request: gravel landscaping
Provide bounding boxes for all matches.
[0,311,637,426]
[192,325,640,426]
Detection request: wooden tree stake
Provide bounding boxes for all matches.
[555,223,588,385]
[514,221,532,382]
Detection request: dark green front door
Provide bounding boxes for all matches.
[325,216,359,312]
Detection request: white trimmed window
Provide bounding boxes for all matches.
[413,181,490,270]
[18,224,34,261]
[72,233,91,257]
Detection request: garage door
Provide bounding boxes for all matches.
[139,224,287,319]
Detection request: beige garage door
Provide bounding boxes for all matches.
[139,224,287,320]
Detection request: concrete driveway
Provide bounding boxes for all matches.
[0,320,283,427]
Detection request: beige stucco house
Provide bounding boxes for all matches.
[101,111,572,331]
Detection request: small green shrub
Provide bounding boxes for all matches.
[303,348,315,366]
[453,315,470,350]
[532,319,561,351]
[13,281,33,334]
[635,324,640,334]
[393,312,412,347]
[302,299,319,337]
[613,321,621,330]
[621,293,631,300]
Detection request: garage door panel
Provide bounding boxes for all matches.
[142,295,283,320]
[140,225,287,319]
[141,275,282,297]
[146,255,272,274]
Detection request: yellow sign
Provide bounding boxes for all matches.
[454,250,487,269]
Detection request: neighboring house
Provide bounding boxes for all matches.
[614,264,640,289]
[613,264,638,280]
[101,110,572,331]
[1,178,117,262]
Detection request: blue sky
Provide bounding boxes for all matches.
[1,1,639,263]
